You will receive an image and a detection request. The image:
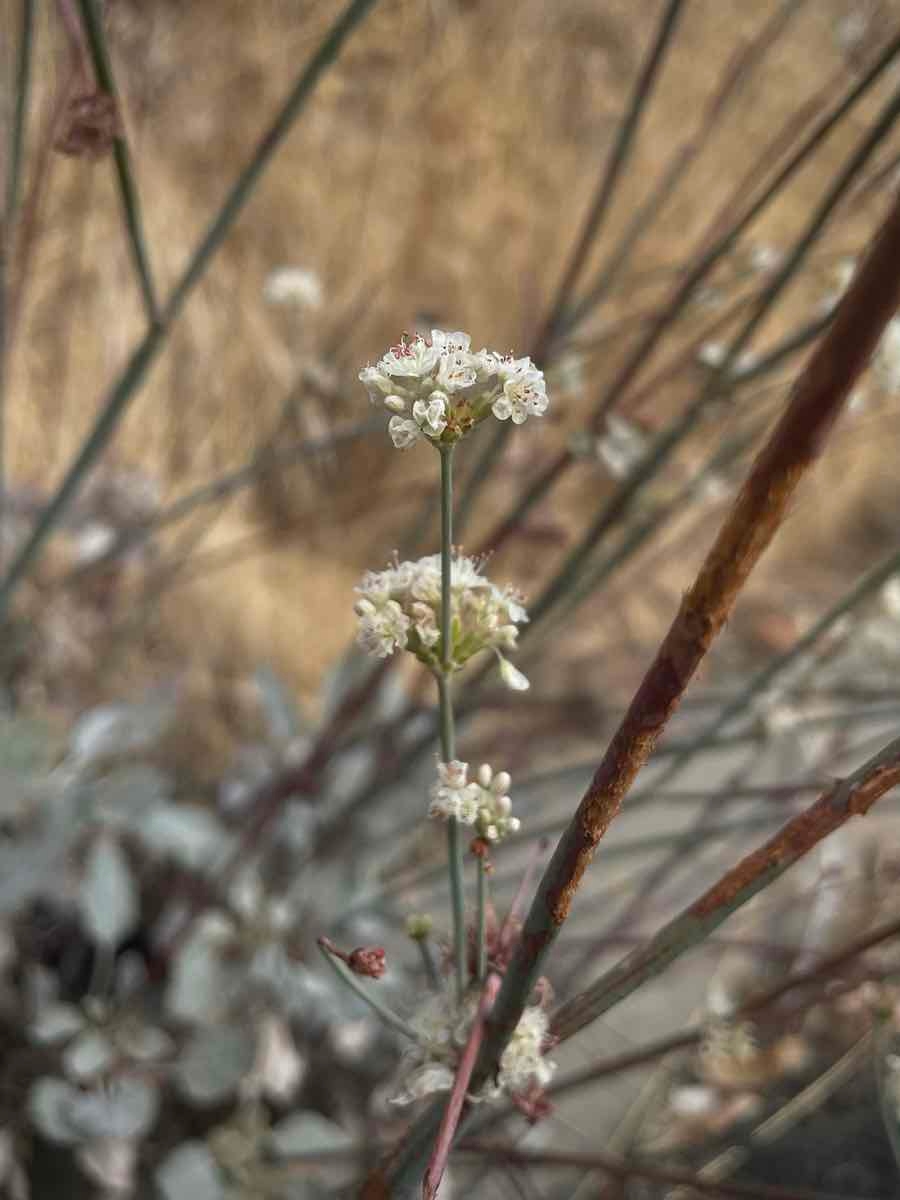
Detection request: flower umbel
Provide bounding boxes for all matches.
[429,761,520,842]
[359,330,549,448]
[354,552,529,685]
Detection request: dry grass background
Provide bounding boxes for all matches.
[4,0,900,722]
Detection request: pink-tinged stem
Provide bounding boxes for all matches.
[423,973,501,1200]
[498,837,550,958]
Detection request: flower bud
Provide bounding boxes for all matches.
[348,946,387,979]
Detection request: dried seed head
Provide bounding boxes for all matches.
[55,93,121,159]
[348,946,387,979]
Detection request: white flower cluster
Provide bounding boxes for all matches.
[353,552,529,686]
[359,330,549,448]
[391,994,555,1105]
[429,761,521,842]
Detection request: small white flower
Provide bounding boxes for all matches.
[263,266,323,309]
[388,416,422,450]
[412,392,448,436]
[429,761,480,825]
[353,596,410,658]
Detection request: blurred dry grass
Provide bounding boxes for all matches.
[4,0,900,709]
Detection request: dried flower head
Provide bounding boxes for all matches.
[391,994,555,1105]
[55,93,120,159]
[354,552,529,686]
[359,330,549,447]
[348,946,387,979]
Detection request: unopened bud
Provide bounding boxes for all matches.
[348,946,386,979]
[405,914,433,941]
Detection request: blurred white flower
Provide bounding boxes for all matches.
[263,266,323,310]
[698,341,727,369]
[354,552,528,683]
[391,994,554,1105]
[596,414,648,480]
[244,1012,305,1103]
[882,576,900,622]
[74,521,117,566]
[874,317,900,394]
[359,331,549,447]
[749,244,781,273]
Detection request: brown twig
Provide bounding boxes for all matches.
[456,1140,872,1200]
[551,737,900,1044]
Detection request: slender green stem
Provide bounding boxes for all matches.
[476,858,488,984]
[416,938,441,993]
[0,0,379,622]
[76,0,159,325]
[540,0,686,350]
[438,443,466,1002]
[316,941,417,1042]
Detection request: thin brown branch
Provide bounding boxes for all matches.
[456,1140,868,1200]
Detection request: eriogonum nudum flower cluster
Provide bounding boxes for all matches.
[353,552,529,687]
[359,330,549,448]
[429,761,520,842]
[391,994,554,1105]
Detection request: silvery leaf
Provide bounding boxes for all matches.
[67,1077,158,1140]
[275,800,317,853]
[165,927,235,1023]
[29,1004,85,1045]
[28,1077,81,1145]
[62,1030,115,1081]
[70,691,174,766]
[92,764,172,826]
[156,1142,226,1200]
[269,1112,353,1158]
[138,804,231,870]
[175,1025,255,1105]
[79,835,138,946]
[117,1024,174,1062]
[325,746,374,806]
